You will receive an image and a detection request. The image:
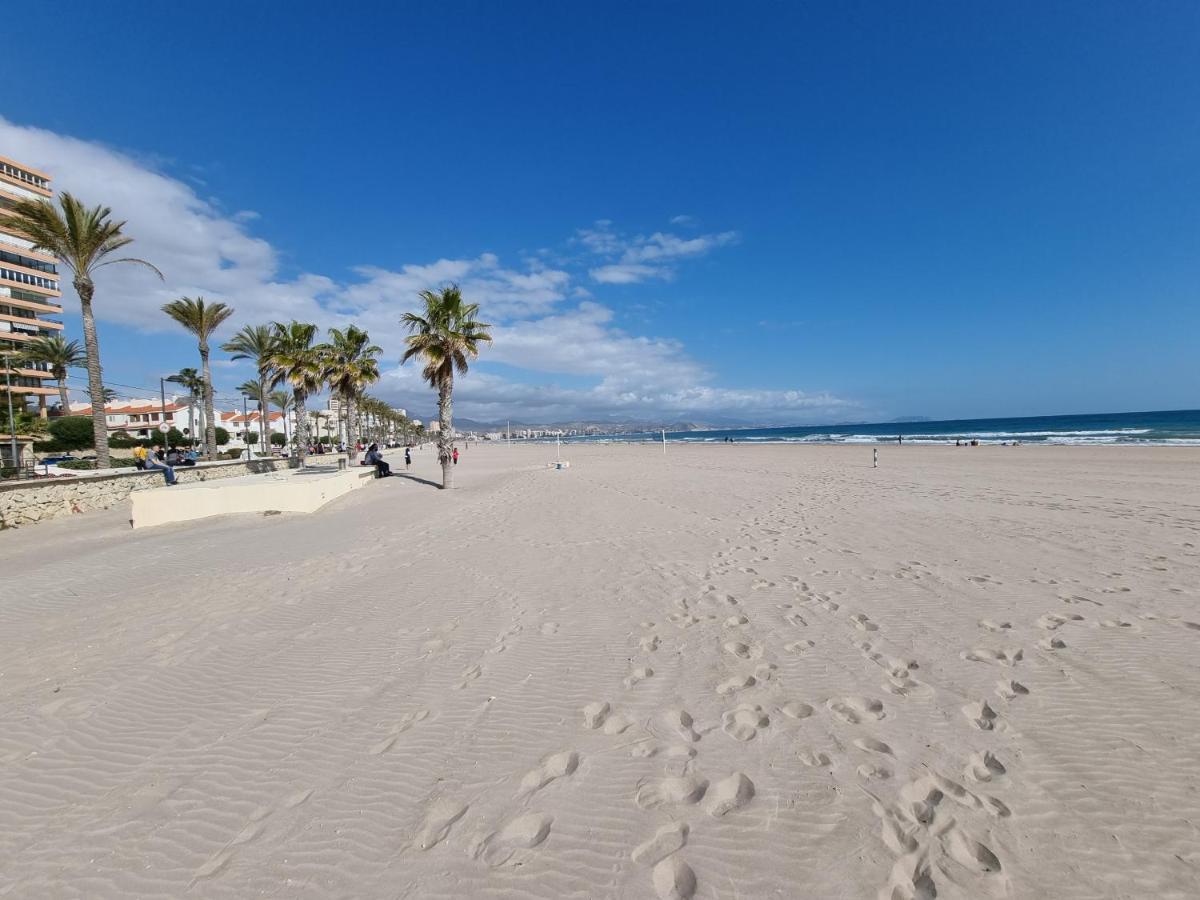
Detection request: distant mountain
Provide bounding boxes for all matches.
[888,416,933,423]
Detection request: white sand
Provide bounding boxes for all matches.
[1,443,1198,899]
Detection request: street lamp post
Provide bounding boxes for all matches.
[242,395,249,455]
[3,358,19,470]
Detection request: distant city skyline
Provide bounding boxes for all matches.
[2,2,1197,424]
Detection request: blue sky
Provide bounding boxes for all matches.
[4,1,1197,424]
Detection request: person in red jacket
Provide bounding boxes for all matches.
[452,447,459,465]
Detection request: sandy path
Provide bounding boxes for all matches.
[1,444,1198,899]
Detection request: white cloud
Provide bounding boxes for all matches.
[578,220,738,284]
[0,116,848,424]
[590,263,669,284]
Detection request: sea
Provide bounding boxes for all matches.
[566,409,1200,447]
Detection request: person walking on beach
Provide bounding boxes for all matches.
[404,446,412,469]
[144,444,177,485]
[452,447,459,466]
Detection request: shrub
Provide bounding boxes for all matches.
[246,431,259,445]
[57,457,138,470]
[46,416,95,451]
[270,432,286,447]
[214,426,230,446]
[109,432,137,448]
[219,449,243,460]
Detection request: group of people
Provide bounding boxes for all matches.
[132,440,443,486]
[360,443,426,478]
[132,444,196,485]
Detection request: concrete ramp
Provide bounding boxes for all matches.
[131,466,375,529]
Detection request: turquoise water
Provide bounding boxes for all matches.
[567,409,1200,446]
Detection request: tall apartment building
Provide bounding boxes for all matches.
[0,155,63,413]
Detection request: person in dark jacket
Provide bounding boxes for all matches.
[364,443,392,477]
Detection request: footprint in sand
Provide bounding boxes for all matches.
[780,701,815,719]
[705,772,755,817]
[454,665,482,690]
[641,634,662,652]
[944,829,1003,874]
[635,775,708,809]
[785,613,808,627]
[632,822,689,866]
[623,667,654,689]
[854,737,894,756]
[1038,636,1066,650]
[978,619,1012,632]
[716,674,756,696]
[818,597,840,612]
[519,750,580,796]
[1037,613,1082,630]
[828,697,885,724]
[582,701,611,729]
[965,750,1005,783]
[415,797,469,850]
[370,709,430,754]
[995,679,1029,700]
[962,647,1023,666]
[724,615,749,628]
[785,639,815,654]
[662,709,700,742]
[653,856,697,899]
[962,700,999,731]
[721,704,770,742]
[723,640,762,660]
[471,812,553,867]
[798,749,831,767]
[849,613,879,632]
[540,622,559,635]
[857,763,893,780]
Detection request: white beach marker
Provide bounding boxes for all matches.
[873,448,878,468]
[662,428,667,454]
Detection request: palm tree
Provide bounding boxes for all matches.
[84,385,117,405]
[166,367,204,446]
[268,322,322,467]
[401,284,492,489]
[322,325,382,460]
[237,379,269,451]
[312,410,326,446]
[268,389,292,451]
[222,324,276,457]
[162,297,235,461]
[20,335,85,415]
[0,193,162,467]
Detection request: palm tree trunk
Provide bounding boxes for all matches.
[259,377,269,456]
[293,389,308,468]
[344,392,357,461]
[56,378,68,416]
[76,278,110,468]
[200,343,217,461]
[438,376,453,489]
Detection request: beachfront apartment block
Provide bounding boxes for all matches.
[0,155,62,413]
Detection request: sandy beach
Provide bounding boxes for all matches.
[1,443,1198,899]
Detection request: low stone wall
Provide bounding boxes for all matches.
[0,458,299,529]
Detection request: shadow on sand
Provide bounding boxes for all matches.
[396,472,443,489]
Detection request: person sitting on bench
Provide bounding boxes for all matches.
[363,443,392,477]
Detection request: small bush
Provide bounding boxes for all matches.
[56,458,139,471]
